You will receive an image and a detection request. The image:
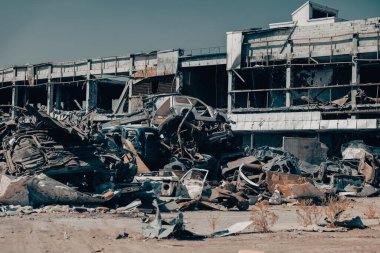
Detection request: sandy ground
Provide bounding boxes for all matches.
[0,198,380,253]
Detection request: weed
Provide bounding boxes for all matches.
[208,212,221,232]
[296,199,322,227]
[363,203,378,219]
[250,202,279,233]
[324,196,350,225]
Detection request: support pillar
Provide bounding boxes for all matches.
[85,80,97,113]
[46,66,54,115]
[128,80,133,113]
[351,61,360,118]
[47,78,54,114]
[286,66,292,107]
[227,70,234,113]
[11,68,18,119]
[351,34,359,119]
[250,133,254,150]
[286,41,293,108]
[55,85,61,110]
[175,72,182,92]
[23,87,29,106]
[11,84,19,119]
[85,60,97,113]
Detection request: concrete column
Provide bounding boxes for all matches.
[85,60,97,113]
[128,80,133,113]
[351,61,360,117]
[351,34,359,119]
[85,80,97,113]
[11,84,19,119]
[227,71,234,113]
[286,66,292,107]
[46,66,54,114]
[23,87,29,106]
[250,133,254,150]
[11,68,18,119]
[175,72,182,92]
[285,41,293,108]
[47,78,54,114]
[55,85,61,110]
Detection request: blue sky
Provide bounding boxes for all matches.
[0,0,379,68]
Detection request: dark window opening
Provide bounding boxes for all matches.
[312,9,336,19]
[151,80,159,94]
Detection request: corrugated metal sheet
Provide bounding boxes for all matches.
[132,81,175,96]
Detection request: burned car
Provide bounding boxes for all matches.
[134,171,180,197]
[101,125,165,170]
[101,94,236,178]
[148,94,226,125]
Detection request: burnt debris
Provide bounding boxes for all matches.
[0,94,379,218]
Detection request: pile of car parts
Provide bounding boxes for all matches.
[0,94,380,215]
[0,107,139,206]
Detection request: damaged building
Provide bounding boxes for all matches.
[1,2,379,157]
[1,1,380,209]
[226,1,380,157]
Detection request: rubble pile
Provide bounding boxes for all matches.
[1,94,380,238]
[0,106,141,206]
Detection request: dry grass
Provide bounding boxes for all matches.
[296,199,323,227]
[250,202,279,233]
[208,212,221,232]
[324,196,351,225]
[363,203,378,219]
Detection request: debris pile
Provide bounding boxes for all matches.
[0,106,139,206]
[1,94,380,238]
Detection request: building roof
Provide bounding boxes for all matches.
[291,1,338,17]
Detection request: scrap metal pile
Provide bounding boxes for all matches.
[1,94,380,213]
[223,144,380,207]
[0,106,139,206]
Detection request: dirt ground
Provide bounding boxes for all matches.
[0,197,380,253]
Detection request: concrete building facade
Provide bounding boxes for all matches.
[226,1,380,153]
[1,1,379,155]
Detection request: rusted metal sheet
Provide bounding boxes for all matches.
[266,171,312,193]
[124,139,151,174]
[266,171,323,199]
[133,66,157,78]
[227,156,257,170]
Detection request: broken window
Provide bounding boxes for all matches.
[312,9,336,19]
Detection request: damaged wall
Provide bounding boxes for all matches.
[241,17,380,65]
[291,65,351,106]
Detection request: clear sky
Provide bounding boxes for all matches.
[0,0,379,68]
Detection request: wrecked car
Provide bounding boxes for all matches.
[149,94,226,125]
[134,171,180,197]
[101,125,165,170]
